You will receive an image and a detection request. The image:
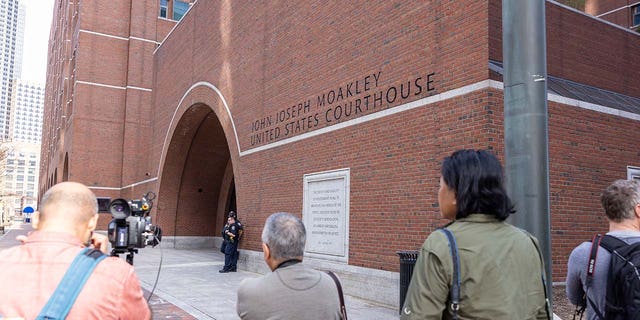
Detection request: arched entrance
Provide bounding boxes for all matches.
[62,153,69,182]
[226,179,236,214]
[156,103,235,244]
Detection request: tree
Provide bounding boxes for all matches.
[0,144,15,226]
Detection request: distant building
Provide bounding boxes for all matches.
[586,0,640,29]
[10,80,43,144]
[0,0,26,141]
[0,144,39,225]
[558,0,640,30]
[0,143,39,222]
[0,1,34,224]
[0,80,43,223]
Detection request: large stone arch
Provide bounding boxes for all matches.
[62,153,69,182]
[155,83,239,247]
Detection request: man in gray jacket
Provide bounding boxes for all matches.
[566,179,640,320]
[236,212,342,320]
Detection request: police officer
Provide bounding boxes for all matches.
[229,211,243,271]
[220,214,239,273]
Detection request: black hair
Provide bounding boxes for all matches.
[441,149,515,220]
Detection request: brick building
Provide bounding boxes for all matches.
[42,0,640,307]
[583,0,640,29]
[40,0,190,203]
[0,0,25,141]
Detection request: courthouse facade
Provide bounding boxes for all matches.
[42,0,640,306]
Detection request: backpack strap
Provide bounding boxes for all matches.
[36,248,107,320]
[586,234,603,284]
[584,234,606,320]
[326,271,348,320]
[599,234,627,253]
[438,228,460,320]
[523,231,552,320]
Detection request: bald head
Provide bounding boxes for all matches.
[38,182,98,227]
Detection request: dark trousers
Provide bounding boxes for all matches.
[232,249,239,269]
[223,242,238,270]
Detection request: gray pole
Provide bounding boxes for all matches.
[502,0,553,304]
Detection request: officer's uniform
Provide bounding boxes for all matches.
[232,219,243,270]
[220,220,238,272]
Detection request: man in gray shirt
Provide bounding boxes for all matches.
[236,212,343,320]
[566,179,640,320]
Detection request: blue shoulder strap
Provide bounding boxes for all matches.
[438,228,460,320]
[36,247,107,320]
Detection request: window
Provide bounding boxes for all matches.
[173,0,189,20]
[16,175,23,181]
[628,166,640,181]
[159,0,167,18]
[634,5,640,27]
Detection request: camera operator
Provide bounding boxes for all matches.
[0,182,151,319]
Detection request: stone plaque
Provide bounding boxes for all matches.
[303,168,350,263]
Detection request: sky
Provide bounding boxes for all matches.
[20,0,54,84]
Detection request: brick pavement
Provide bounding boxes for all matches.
[146,289,197,319]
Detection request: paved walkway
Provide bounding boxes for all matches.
[0,223,397,319]
[133,244,398,319]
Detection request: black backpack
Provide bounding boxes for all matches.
[584,234,640,320]
[235,220,244,241]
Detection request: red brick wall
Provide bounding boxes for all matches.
[152,0,492,266]
[547,99,640,280]
[552,0,633,27]
[490,1,640,97]
[490,1,640,280]
[42,0,172,202]
[596,6,632,27]
[585,0,629,16]
[79,1,131,37]
[150,0,640,280]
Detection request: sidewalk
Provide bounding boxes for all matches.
[133,244,398,319]
[0,223,397,319]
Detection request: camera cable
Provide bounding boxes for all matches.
[146,234,163,303]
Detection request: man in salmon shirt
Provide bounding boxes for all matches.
[0,181,151,319]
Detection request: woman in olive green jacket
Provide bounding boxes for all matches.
[401,149,550,320]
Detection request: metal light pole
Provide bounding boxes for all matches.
[502,0,553,304]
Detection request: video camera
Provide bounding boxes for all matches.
[107,191,162,264]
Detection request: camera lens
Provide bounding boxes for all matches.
[109,199,131,219]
